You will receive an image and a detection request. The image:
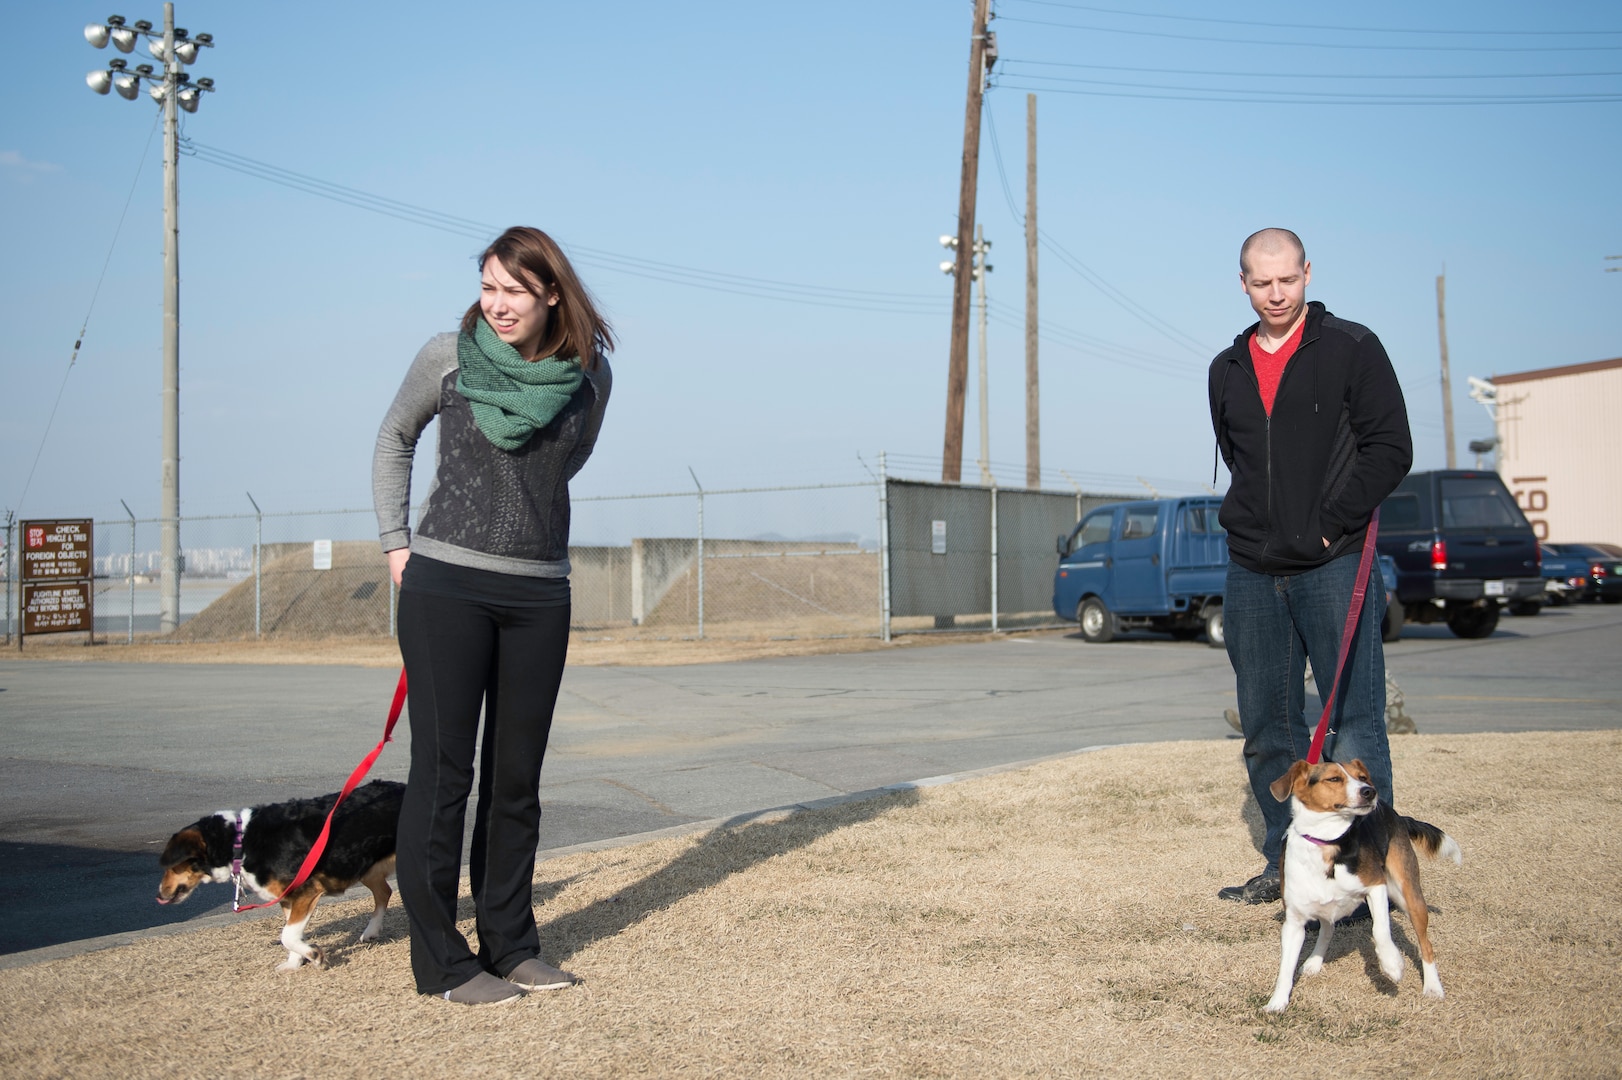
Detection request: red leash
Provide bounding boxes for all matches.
[234,668,408,912]
[1306,509,1381,766]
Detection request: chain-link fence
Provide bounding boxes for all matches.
[2,468,1148,647]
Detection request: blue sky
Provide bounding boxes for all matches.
[3,0,1619,525]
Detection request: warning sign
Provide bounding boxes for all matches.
[23,581,93,634]
[21,519,93,581]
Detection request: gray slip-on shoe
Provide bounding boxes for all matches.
[443,971,525,1005]
[507,957,578,991]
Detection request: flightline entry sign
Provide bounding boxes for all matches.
[21,519,94,638]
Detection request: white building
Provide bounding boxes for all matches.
[1489,356,1622,543]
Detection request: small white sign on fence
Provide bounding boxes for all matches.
[312,539,333,570]
[931,519,947,555]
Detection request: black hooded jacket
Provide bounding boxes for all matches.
[1208,301,1413,575]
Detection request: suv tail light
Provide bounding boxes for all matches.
[1431,539,1447,571]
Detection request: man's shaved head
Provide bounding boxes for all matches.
[1240,228,1307,276]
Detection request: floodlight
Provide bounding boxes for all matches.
[149,81,168,102]
[940,261,955,274]
[940,235,956,248]
[113,72,140,99]
[177,88,200,113]
[174,40,198,64]
[85,23,111,48]
[149,39,168,61]
[111,26,137,52]
[87,69,113,94]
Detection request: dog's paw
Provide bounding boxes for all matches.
[276,954,307,973]
[1299,955,1324,977]
[1421,962,1444,999]
[1377,950,1405,984]
[1263,995,1290,1014]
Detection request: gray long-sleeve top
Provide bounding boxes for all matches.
[372,332,612,578]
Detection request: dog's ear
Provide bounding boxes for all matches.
[158,828,203,869]
[1269,761,1308,803]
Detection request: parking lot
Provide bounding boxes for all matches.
[2,600,1619,960]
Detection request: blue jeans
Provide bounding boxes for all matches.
[1224,552,1393,873]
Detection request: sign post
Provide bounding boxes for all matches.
[20,519,95,647]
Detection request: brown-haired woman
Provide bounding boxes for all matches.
[373,226,613,1004]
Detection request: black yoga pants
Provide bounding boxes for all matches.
[394,587,570,995]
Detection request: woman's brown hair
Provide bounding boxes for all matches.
[461,226,614,370]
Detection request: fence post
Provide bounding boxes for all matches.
[990,482,1000,634]
[2,511,12,645]
[878,452,891,643]
[689,467,705,640]
[120,500,136,644]
[245,493,263,639]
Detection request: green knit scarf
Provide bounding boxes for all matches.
[455,316,584,451]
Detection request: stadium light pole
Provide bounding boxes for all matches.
[85,5,215,633]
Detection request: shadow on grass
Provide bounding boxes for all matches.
[537,786,923,963]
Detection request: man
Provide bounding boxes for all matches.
[1208,228,1413,903]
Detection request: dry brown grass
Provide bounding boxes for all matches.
[4,731,1619,1078]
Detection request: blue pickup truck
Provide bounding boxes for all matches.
[1053,497,1230,646]
[1053,495,1400,647]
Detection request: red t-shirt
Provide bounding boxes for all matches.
[1248,317,1306,417]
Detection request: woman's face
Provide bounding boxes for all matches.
[480,256,557,360]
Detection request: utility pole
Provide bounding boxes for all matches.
[1436,272,1456,469]
[974,225,993,487]
[1024,93,1039,490]
[942,0,993,483]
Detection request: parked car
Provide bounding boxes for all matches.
[1375,470,1543,638]
[1538,544,1590,605]
[1545,543,1622,603]
[1052,496,1403,647]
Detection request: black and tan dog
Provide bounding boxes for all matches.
[157,780,404,971]
[1264,759,1461,1012]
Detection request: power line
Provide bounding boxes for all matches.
[989,78,1622,105]
[1000,57,1622,82]
[982,106,1214,357]
[1004,0,1622,38]
[995,14,1622,52]
[180,139,951,317]
[12,111,162,516]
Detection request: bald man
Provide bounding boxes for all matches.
[1208,229,1413,904]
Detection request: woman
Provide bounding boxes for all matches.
[372,226,613,1005]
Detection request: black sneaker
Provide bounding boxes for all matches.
[1217,871,1280,904]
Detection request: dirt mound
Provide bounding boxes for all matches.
[175,542,391,642]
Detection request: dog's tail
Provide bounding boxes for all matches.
[1403,816,1462,866]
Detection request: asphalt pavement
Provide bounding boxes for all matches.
[3,602,1619,962]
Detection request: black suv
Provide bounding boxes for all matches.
[1376,470,1543,638]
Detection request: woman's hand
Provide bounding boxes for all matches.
[388,547,411,586]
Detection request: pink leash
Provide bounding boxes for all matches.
[233,668,408,912]
[1306,508,1381,766]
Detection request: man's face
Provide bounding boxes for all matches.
[1240,249,1311,336]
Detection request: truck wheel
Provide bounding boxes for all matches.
[1078,597,1116,644]
[1446,603,1500,639]
[1381,599,1403,643]
[1204,604,1226,649]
